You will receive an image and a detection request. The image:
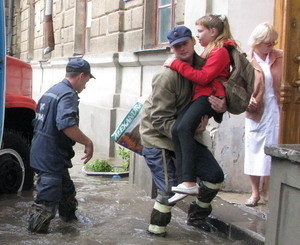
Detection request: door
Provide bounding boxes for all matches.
[274,0,300,144]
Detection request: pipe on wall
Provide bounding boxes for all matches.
[44,0,55,55]
[7,0,15,56]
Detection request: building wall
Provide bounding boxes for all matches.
[20,0,186,156]
[19,0,186,59]
[17,0,275,192]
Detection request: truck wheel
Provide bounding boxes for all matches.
[1,130,34,192]
[0,149,24,193]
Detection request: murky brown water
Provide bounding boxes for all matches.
[0,147,240,245]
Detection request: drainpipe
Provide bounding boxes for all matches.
[43,0,54,55]
[7,0,14,56]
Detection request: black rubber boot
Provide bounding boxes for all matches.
[27,202,57,233]
[197,181,220,203]
[187,202,216,232]
[147,190,173,237]
[147,202,171,237]
[187,181,220,232]
[58,191,78,222]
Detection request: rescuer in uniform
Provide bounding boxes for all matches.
[28,58,95,233]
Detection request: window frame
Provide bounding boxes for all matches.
[143,0,176,49]
[156,0,175,46]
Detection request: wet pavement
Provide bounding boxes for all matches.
[0,146,243,245]
[217,191,268,219]
[177,186,267,244]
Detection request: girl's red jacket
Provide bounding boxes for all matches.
[170,40,236,100]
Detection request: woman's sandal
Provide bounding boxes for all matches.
[245,197,260,207]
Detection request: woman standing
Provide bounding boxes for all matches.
[244,23,283,206]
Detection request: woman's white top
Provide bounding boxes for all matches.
[244,52,280,176]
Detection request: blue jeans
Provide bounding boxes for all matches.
[142,147,177,193]
[143,144,224,190]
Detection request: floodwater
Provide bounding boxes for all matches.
[0,147,241,245]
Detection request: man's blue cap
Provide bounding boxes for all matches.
[66,58,95,79]
[167,26,192,47]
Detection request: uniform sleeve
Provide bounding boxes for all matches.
[170,47,230,86]
[56,92,79,131]
[148,71,179,139]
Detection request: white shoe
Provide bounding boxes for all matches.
[168,193,188,204]
[171,183,199,195]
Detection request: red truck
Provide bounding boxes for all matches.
[0,55,36,194]
[0,1,36,194]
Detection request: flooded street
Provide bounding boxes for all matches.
[0,146,237,245]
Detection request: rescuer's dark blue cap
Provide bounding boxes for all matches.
[66,58,95,79]
[167,26,192,47]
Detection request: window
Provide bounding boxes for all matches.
[157,0,175,44]
[144,0,176,49]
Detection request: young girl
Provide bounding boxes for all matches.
[166,14,238,204]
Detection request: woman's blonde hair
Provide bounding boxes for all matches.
[195,14,234,58]
[248,22,278,48]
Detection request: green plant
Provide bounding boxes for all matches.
[118,146,130,171]
[85,159,112,172]
[84,148,130,173]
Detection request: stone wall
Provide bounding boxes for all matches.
[265,145,300,245]
[18,0,186,60]
[21,0,187,159]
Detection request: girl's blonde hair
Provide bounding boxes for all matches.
[195,14,234,58]
[248,22,278,48]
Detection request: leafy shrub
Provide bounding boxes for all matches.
[84,147,130,173]
[85,159,112,172]
[118,147,130,171]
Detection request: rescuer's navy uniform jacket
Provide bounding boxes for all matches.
[30,79,79,173]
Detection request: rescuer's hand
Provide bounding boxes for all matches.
[209,96,227,113]
[63,125,94,164]
[163,57,176,68]
[81,140,94,164]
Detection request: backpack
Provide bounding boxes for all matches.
[221,46,255,115]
